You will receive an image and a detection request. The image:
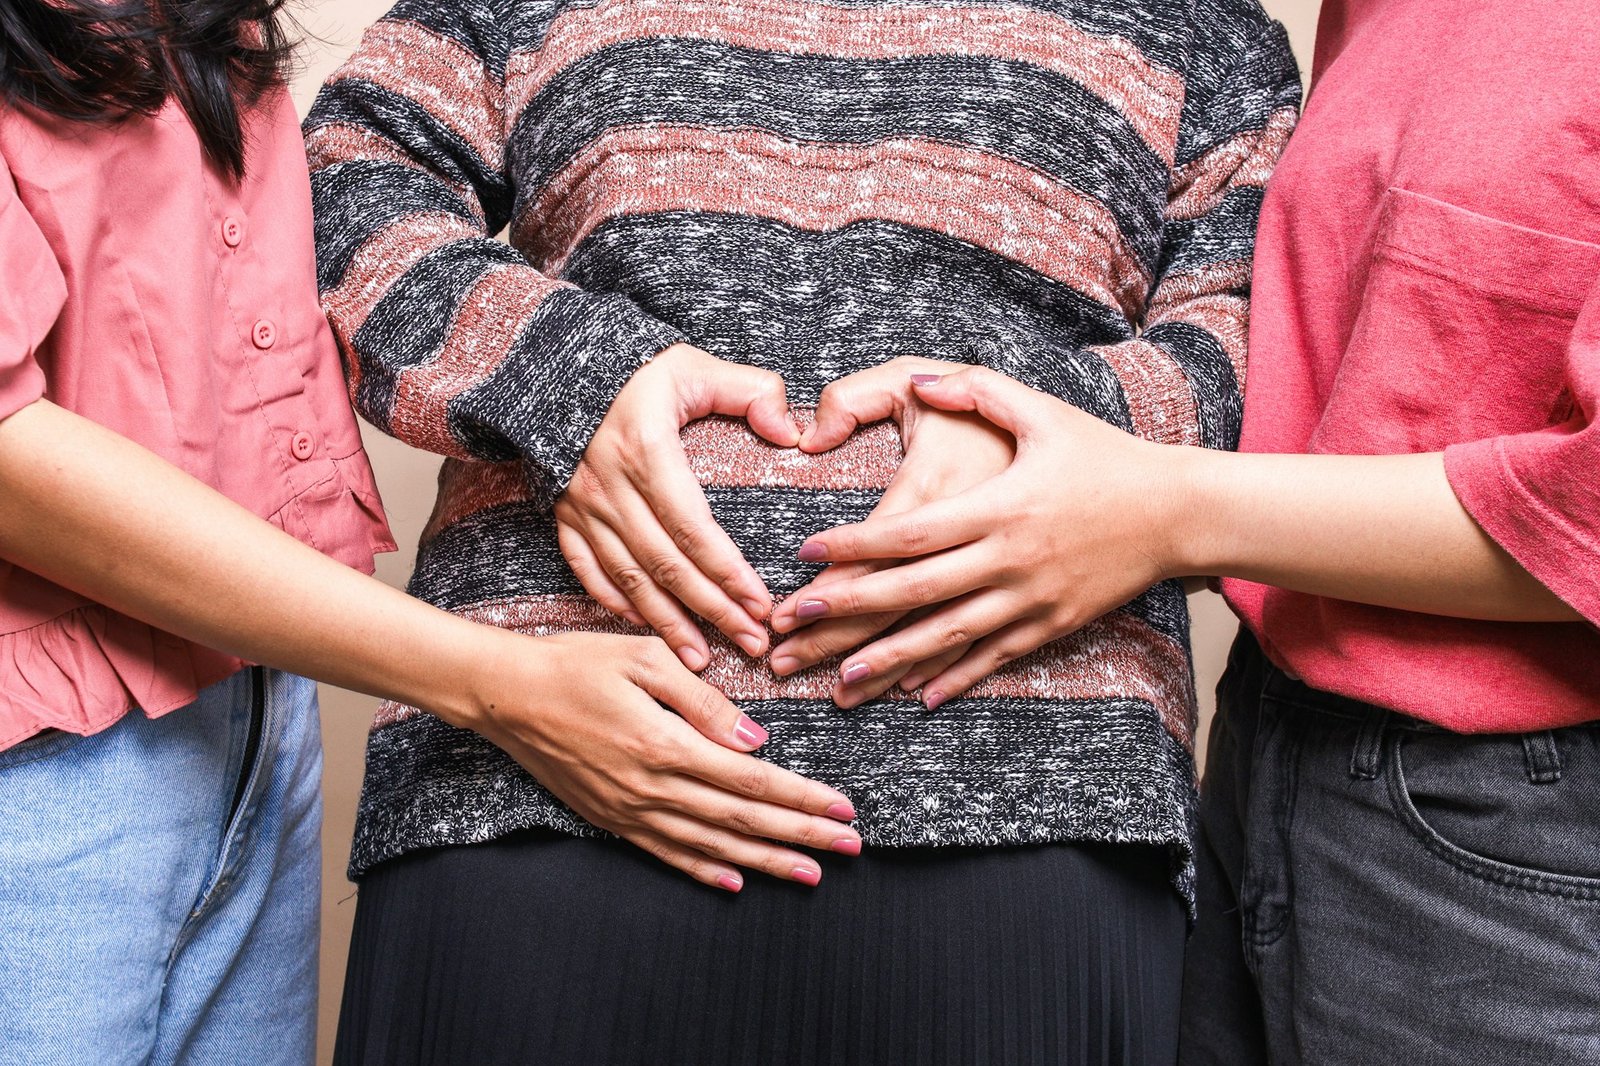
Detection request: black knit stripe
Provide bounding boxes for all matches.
[305,83,511,231]
[404,492,1192,642]
[310,159,492,294]
[349,239,525,435]
[509,41,1169,263]
[1158,186,1267,278]
[350,696,1197,880]
[1173,10,1300,164]
[1147,321,1243,450]
[561,212,1137,400]
[447,288,683,495]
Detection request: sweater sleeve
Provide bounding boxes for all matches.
[304,0,682,504]
[994,8,1300,450]
[0,151,66,422]
[1445,281,1600,625]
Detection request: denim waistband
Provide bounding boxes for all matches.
[1227,630,1596,784]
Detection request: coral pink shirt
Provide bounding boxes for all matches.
[1224,0,1600,731]
[0,87,395,749]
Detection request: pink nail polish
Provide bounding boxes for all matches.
[796,599,828,620]
[792,866,821,886]
[831,838,862,856]
[717,873,744,893]
[732,715,769,749]
[826,801,857,821]
[797,542,827,562]
[925,690,947,711]
[910,373,943,386]
[841,662,871,684]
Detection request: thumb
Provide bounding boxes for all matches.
[908,367,1045,440]
[696,361,800,447]
[801,370,902,453]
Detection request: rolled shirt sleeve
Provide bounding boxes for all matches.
[1445,279,1600,625]
[0,152,65,422]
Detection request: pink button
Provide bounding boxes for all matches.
[221,216,244,248]
[290,432,315,461]
[252,319,276,349]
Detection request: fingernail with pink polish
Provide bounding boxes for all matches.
[795,599,828,620]
[832,838,862,857]
[826,801,857,822]
[910,374,943,386]
[841,662,872,685]
[792,866,822,887]
[717,873,744,893]
[797,542,827,562]
[925,691,947,712]
[732,714,769,749]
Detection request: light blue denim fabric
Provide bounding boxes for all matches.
[0,668,322,1065]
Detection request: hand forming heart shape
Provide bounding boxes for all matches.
[555,346,1015,706]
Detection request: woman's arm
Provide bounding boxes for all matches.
[305,5,783,665]
[0,399,859,888]
[785,368,1585,705]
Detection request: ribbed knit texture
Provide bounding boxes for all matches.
[306,0,1301,903]
[334,833,1186,1065]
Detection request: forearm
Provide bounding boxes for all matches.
[0,400,499,726]
[1171,447,1580,622]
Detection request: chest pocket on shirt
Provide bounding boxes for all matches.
[1310,187,1600,455]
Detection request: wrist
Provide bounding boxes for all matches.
[412,618,528,735]
[1144,443,1229,580]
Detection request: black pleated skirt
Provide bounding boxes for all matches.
[335,832,1184,1066]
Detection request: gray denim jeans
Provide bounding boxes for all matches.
[1179,632,1600,1066]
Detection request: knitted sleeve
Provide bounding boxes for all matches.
[304,0,682,504]
[993,5,1301,450]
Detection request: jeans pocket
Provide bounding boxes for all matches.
[1387,729,1600,898]
[0,729,88,772]
[1239,695,1302,949]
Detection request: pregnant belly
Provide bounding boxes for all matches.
[402,414,1194,745]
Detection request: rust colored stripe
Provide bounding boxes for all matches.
[327,19,504,169]
[390,267,569,457]
[508,0,1182,161]
[1168,107,1297,222]
[1091,338,1201,446]
[519,126,1147,317]
[375,596,1194,749]
[322,211,479,338]
[420,413,905,538]
[1150,286,1250,387]
[305,122,479,212]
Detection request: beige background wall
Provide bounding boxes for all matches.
[286,1,1324,1057]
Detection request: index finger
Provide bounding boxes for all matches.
[796,488,995,564]
[686,741,857,822]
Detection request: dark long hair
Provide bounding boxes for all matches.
[0,0,294,179]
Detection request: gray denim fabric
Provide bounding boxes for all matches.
[1180,632,1600,1066]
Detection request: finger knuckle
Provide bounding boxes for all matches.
[731,765,770,800]
[941,624,974,649]
[726,805,764,837]
[614,564,653,596]
[645,553,685,589]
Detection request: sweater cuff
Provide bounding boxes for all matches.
[1445,436,1600,626]
[509,290,684,506]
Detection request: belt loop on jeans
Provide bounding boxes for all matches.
[1349,708,1387,780]
[1521,731,1562,784]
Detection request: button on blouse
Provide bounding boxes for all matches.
[0,88,397,748]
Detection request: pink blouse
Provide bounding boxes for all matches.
[0,87,394,749]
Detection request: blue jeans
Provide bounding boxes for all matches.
[0,668,322,1066]
[1179,632,1600,1065]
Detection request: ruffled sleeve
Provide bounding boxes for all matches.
[0,148,65,422]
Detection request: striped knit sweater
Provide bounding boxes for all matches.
[307,0,1300,901]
